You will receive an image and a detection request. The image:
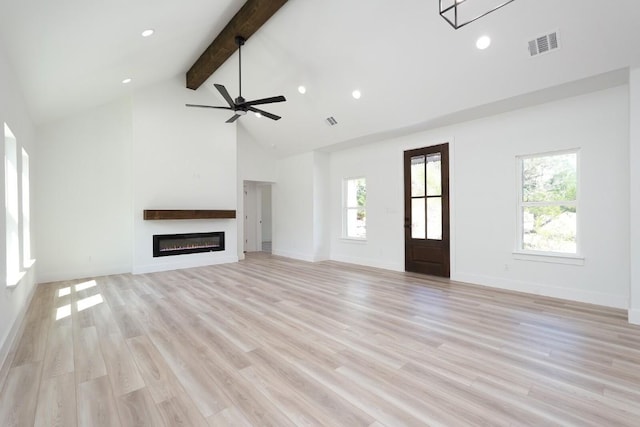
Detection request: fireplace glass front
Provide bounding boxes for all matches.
[153,232,224,257]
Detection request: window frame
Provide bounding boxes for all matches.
[5,123,21,286]
[4,124,35,287]
[342,176,367,241]
[21,147,33,268]
[515,148,582,261]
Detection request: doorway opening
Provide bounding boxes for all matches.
[243,181,273,254]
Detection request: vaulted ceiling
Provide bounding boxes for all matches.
[1,0,639,156]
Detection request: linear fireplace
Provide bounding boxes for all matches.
[153,232,225,257]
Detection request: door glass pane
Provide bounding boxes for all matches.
[426,153,441,196]
[427,197,442,240]
[411,156,425,197]
[411,198,425,239]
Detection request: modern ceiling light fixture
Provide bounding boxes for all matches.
[186,36,286,123]
[298,85,306,94]
[122,78,132,84]
[352,90,362,100]
[440,0,517,30]
[141,29,154,37]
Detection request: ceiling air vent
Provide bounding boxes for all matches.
[326,116,338,126]
[528,31,559,57]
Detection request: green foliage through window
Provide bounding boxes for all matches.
[519,151,578,254]
[345,177,366,239]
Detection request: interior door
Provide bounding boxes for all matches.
[404,143,450,277]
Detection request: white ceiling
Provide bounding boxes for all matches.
[1,0,640,157]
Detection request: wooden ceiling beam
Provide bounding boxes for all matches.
[186,0,288,90]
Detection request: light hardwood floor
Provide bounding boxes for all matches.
[1,253,640,426]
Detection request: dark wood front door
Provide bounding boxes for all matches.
[404,143,450,277]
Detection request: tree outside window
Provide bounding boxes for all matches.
[344,177,366,239]
[518,150,578,254]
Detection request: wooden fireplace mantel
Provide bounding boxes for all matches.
[143,210,236,220]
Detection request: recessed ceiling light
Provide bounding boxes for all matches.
[298,85,306,94]
[141,29,154,37]
[254,112,262,118]
[476,35,491,50]
[122,78,132,84]
[352,90,361,100]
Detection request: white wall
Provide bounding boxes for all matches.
[131,77,237,273]
[630,68,640,324]
[313,151,330,261]
[273,152,315,261]
[328,86,630,308]
[36,99,133,282]
[0,40,38,373]
[273,151,331,262]
[237,125,278,182]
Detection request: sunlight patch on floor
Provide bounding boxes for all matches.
[75,280,97,292]
[56,304,71,320]
[77,293,103,312]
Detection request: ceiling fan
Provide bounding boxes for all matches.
[186,36,286,123]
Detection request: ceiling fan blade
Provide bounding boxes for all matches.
[242,95,286,107]
[248,107,281,121]
[214,84,236,108]
[185,104,233,110]
[226,114,241,123]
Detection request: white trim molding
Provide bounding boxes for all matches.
[453,272,628,309]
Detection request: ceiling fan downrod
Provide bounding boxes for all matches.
[236,36,245,103]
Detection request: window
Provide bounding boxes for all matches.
[343,177,366,239]
[4,123,20,285]
[517,150,578,255]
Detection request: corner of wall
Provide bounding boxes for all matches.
[629,67,640,322]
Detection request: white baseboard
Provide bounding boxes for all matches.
[37,264,132,284]
[629,309,640,325]
[453,272,628,309]
[330,254,404,272]
[132,256,238,275]
[271,249,316,262]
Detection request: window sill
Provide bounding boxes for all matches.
[339,237,367,244]
[6,259,36,288]
[512,251,584,266]
[7,271,26,288]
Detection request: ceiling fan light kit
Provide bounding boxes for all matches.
[186,35,286,123]
[439,0,517,29]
